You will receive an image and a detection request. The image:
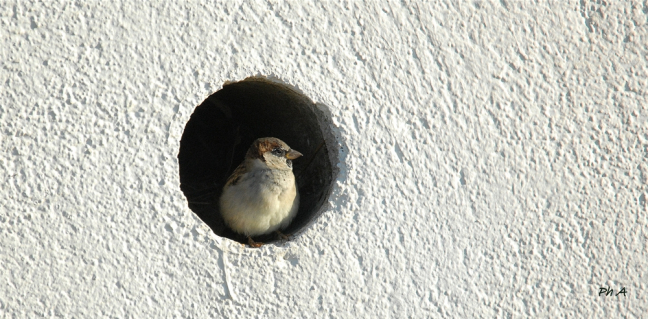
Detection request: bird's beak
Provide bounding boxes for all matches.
[286,149,303,160]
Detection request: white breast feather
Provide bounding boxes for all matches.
[219,159,299,236]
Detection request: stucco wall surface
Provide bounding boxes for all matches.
[2,1,648,318]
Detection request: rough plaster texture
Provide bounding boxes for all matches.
[1,1,647,318]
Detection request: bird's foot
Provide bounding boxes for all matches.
[247,237,264,248]
[275,230,291,241]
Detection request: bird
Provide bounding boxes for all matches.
[219,137,302,247]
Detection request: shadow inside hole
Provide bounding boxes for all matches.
[178,77,336,245]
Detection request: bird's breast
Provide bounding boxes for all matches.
[221,168,297,214]
[219,168,299,236]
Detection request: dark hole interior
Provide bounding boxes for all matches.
[178,77,336,246]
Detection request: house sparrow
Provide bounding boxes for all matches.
[219,137,302,247]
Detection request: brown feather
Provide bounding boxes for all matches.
[226,137,292,186]
[245,137,290,161]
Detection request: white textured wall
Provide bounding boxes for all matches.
[2,1,647,317]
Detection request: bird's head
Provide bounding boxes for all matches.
[246,137,302,170]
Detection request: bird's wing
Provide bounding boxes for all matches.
[224,162,248,187]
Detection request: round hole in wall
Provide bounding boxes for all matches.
[178,76,337,246]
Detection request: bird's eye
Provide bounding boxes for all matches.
[272,148,284,156]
